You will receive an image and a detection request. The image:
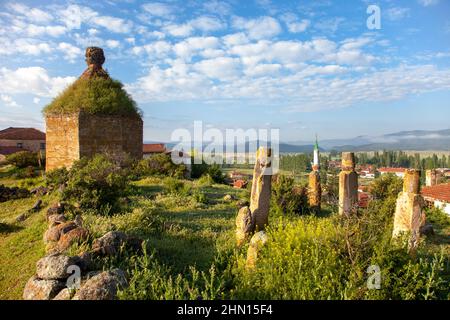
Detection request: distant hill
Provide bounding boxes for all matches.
[147,128,450,154]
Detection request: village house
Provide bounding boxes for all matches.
[421,183,450,215]
[357,165,376,179]
[143,143,167,158]
[0,127,45,162]
[377,167,407,178]
[357,185,373,208]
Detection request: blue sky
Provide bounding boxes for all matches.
[0,0,449,143]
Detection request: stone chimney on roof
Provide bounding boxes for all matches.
[80,47,109,79]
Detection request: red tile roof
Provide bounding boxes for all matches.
[378,167,407,173]
[143,143,166,153]
[421,183,450,203]
[0,146,27,155]
[0,127,45,140]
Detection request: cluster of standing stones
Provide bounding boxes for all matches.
[236,145,430,269]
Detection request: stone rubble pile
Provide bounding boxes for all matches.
[23,202,143,300]
[0,184,30,202]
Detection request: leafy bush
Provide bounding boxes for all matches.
[6,151,39,168]
[134,154,186,179]
[206,164,225,183]
[196,174,215,187]
[45,167,69,188]
[371,173,403,200]
[61,154,130,212]
[192,189,208,204]
[271,175,309,215]
[163,177,191,196]
[43,77,141,116]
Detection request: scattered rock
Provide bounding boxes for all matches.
[48,214,67,227]
[0,184,30,203]
[92,231,134,255]
[30,186,48,197]
[43,221,77,243]
[57,227,89,252]
[74,214,83,227]
[53,288,72,300]
[223,194,234,201]
[76,269,127,300]
[420,223,435,236]
[36,253,76,280]
[23,276,65,300]
[31,199,42,212]
[235,206,255,246]
[72,252,93,272]
[46,203,65,220]
[236,199,249,209]
[246,231,268,270]
[15,213,28,222]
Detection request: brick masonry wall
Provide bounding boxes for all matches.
[46,112,143,171]
[46,114,80,171]
[0,139,44,152]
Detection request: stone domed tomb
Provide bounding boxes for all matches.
[44,47,143,171]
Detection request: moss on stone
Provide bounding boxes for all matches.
[43,77,142,117]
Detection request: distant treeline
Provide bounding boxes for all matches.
[279,151,450,174]
[356,151,450,170]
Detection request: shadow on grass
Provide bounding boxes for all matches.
[0,222,24,234]
[129,184,164,197]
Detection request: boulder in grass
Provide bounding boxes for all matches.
[57,227,90,252]
[36,253,76,280]
[76,269,127,300]
[43,221,77,243]
[23,276,65,300]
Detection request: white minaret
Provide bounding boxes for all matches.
[313,134,320,171]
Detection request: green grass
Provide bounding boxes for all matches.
[43,77,141,116]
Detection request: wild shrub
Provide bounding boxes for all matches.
[163,177,191,196]
[61,154,130,212]
[192,189,208,204]
[134,154,186,179]
[45,167,69,189]
[371,173,403,200]
[206,164,225,183]
[196,174,215,187]
[271,175,309,215]
[6,151,39,168]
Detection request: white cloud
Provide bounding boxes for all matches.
[57,42,82,62]
[0,38,51,56]
[386,7,410,21]
[189,16,225,32]
[232,16,282,40]
[33,97,41,104]
[25,24,67,37]
[194,57,241,79]
[142,2,174,19]
[0,67,76,98]
[7,3,53,24]
[57,4,132,33]
[418,0,439,6]
[280,13,310,33]
[106,40,120,49]
[0,94,20,108]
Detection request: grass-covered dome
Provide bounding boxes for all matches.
[43,77,141,116]
[43,46,142,117]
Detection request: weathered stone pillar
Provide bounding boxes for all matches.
[392,169,426,249]
[338,152,358,216]
[425,169,440,187]
[249,147,272,231]
[235,147,272,246]
[308,171,321,211]
[246,231,268,270]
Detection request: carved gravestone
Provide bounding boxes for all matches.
[339,152,358,216]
